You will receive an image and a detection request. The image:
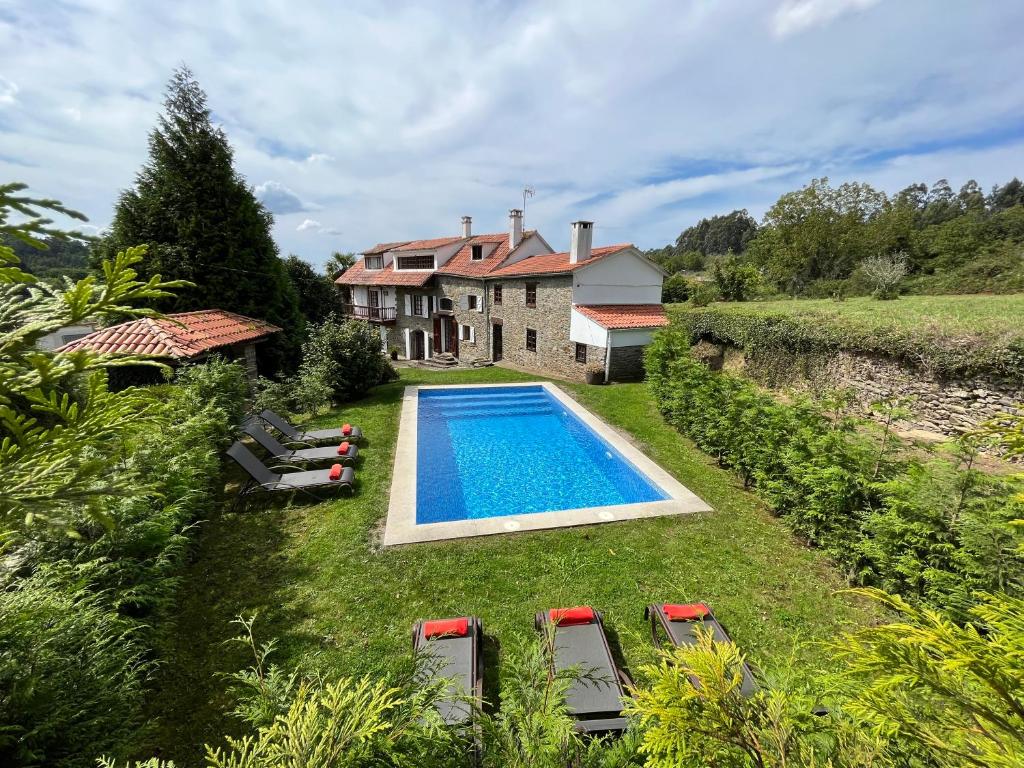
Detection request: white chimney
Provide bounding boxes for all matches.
[569,221,593,264]
[461,215,472,238]
[509,208,523,249]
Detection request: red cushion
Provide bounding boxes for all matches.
[328,464,343,481]
[423,618,469,639]
[663,603,710,621]
[337,441,350,455]
[549,606,595,626]
[342,423,352,436]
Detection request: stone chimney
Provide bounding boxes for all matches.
[509,208,523,249]
[569,221,593,264]
[461,215,472,238]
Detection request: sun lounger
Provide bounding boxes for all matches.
[244,424,358,466]
[412,616,484,727]
[226,442,355,501]
[259,409,363,445]
[535,606,632,734]
[644,602,757,697]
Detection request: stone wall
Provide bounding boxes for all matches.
[490,275,605,380]
[712,343,1023,436]
[437,277,490,363]
[391,287,434,358]
[607,345,647,381]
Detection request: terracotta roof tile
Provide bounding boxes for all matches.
[57,310,281,358]
[486,244,632,277]
[574,304,669,330]
[334,259,434,287]
[362,241,411,255]
[436,231,537,277]
[393,235,467,251]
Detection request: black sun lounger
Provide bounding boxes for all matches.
[260,409,363,445]
[412,616,484,727]
[226,442,355,501]
[644,602,757,697]
[244,424,359,466]
[535,607,632,735]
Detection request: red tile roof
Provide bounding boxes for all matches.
[574,304,669,330]
[393,235,467,251]
[436,232,537,277]
[362,241,411,255]
[57,310,281,359]
[486,244,632,277]
[334,259,435,287]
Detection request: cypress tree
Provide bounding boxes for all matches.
[100,66,305,372]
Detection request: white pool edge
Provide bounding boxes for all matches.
[382,381,712,546]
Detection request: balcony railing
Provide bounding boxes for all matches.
[342,304,397,323]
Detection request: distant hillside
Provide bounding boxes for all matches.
[2,235,91,281]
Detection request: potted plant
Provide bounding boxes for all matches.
[388,345,400,361]
[585,364,605,385]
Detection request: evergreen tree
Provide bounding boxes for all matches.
[283,254,344,324]
[99,66,305,372]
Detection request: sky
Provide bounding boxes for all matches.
[2,0,1023,268]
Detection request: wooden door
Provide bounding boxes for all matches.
[492,323,503,361]
[411,330,425,360]
[432,317,441,354]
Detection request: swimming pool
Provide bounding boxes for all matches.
[384,382,711,545]
[416,385,667,523]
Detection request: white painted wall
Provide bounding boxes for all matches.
[572,249,664,305]
[38,323,97,351]
[350,284,396,309]
[569,309,609,348]
[498,232,554,267]
[609,328,656,347]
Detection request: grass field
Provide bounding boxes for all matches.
[670,294,1024,341]
[667,293,1024,377]
[143,366,878,765]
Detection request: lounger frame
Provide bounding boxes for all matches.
[535,609,633,735]
[227,442,355,508]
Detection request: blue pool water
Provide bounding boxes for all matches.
[415,385,669,524]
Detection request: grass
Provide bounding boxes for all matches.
[671,294,1024,341]
[142,366,878,765]
[668,294,1024,377]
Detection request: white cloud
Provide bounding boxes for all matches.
[771,0,882,37]
[0,76,19,105]
[296,218,321,232]
[256,181,315,214]
[0,1,1022,266]
[63,106,82,122]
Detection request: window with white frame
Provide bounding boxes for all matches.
[395,254,435,270]
[460,324,475,342]
[413,295,423,316]
[471,244,483,260]
[364,255,383,270]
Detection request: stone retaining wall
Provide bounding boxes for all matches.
[704,344,1023,436]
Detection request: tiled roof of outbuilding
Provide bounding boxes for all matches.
[573,303,669,330]
[56,310,280,358]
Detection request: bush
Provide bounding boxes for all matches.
[711,256,761,301]
[661,272,690,303]
[0,572,150,768]
[644,328,1024,616]
[174,356,249,436]
[687,281,720,307]
[858,252,908,299]
[303,316,397,401]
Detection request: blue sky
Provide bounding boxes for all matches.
[2,0,1023,267]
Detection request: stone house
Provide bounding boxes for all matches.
[335,210,668,381]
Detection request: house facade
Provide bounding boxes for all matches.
[335,210,668,381]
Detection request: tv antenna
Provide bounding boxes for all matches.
[522,186,535,222]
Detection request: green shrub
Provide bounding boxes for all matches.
[661,272,689,303]
[0,572,150,768]
[687,281,720,307]
[174,356,249,436]
[645,328,1024,615]
[301,316,397,402]
[711,256,761,301]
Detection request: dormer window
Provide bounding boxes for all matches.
[395,254,435,270]
[471,244,483,261]
[364,255,383,270]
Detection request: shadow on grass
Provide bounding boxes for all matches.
[136,491,319,765]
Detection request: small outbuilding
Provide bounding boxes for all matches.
[57,309,281,387]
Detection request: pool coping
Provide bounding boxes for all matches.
[382,382,712,546]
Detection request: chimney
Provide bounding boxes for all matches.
[569,221,593,264]
[509,208,523,249]
[461,215,472,238]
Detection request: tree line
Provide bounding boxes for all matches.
[649,176,1024,300]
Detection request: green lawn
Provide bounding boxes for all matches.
[671,294,1024,341]
[667,294,1024,377]
[143,367,878,765]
